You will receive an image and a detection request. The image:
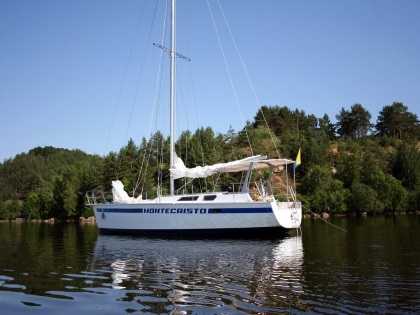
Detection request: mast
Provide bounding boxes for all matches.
[169,0,176,195]
[168,0,190,195]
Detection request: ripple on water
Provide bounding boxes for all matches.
[2,217,420,314]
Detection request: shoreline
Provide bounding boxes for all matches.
[0,216,96,224]
[1,211,419,224]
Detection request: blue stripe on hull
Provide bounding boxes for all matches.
[97,207,273,214]
[98,226,292,238]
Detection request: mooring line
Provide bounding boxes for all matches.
[303,205,348,232]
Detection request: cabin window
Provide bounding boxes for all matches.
[203,195,217,201]
[177,196,199,201]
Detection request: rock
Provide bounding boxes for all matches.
[86,216,96,223]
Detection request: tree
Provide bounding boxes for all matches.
[302,125,332,170]
[253,106,295,136]
[348,182,383,213]
[351,103,372,138]
[335,104,372,139]
[118,139,140,192]
[324,180,350,213]
[301,166,349,213]
[301,165,332,194]
[367,165,408,212]
[375,102,419,140]
[317,114,337,140]
[222,126,243,162]
[392,141,420,191]
[22,193,41,220]
[253,105,318,138]
[140,131,169,197]
[333,142,362,188]
[305,180,349,214]
[103,151,119,189]
[248,125,280,158]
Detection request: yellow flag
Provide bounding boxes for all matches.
[294,149,301,168]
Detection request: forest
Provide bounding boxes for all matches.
[0,101,419,220]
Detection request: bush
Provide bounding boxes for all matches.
[348,182,383,213]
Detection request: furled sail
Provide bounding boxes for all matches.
[170,153,295,179]
[112,180,143,204]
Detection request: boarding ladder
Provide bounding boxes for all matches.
[288,186,302,235]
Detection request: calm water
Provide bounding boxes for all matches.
[0,216,419,314]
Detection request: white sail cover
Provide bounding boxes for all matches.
[170,154,295,179]
[112,180,143,204]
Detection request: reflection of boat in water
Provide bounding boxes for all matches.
[273,235,303,267]
[93,235,305,312]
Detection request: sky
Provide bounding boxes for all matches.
[1,0,419,162]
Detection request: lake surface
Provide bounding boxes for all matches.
[0,215,419,314]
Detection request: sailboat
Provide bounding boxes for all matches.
[86,0,302,237]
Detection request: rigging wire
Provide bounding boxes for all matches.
[134,0,170,195]
[102,0,160,190]
[215,0,281,159]
[132,0,287,196]
[178,2,208,193]
[120,0,160,182]
[103,0,147,159]
[206,0,254,156]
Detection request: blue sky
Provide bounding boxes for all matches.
[1,0,419,162]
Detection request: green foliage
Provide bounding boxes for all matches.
[0,148,102,220]
[302,166,350,213]
[407,191,420,211]
[306,186,349,214]
[22,193,41,220]
[366,166,408,212]
[392,141,420,191]
[375,102,419,140]
[301,165,332,194]
[348,182,383,213]
[333,142,362,188]
[0,103,418,219]
[335,104,372,139]
[300,127,332,171]
[318,114,337,141]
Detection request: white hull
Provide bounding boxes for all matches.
[90,192,302,237]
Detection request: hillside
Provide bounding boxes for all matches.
[1,104,419,220]
[0,146,103,220]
